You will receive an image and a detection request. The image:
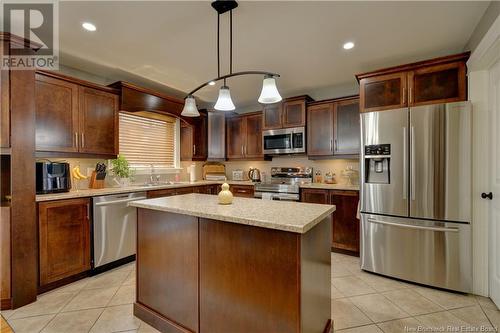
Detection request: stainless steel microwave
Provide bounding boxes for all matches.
[262,127,306,155]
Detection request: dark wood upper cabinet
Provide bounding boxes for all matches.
[226,113,263,160]
[38,198,91,286]
[35,74,79,153]
[244,114,263,159]
[334,98,360,155]
[308,97,360,158]
[192,112,208,161]
[0,70,9,148]
[262,96,312,130]
[307,103,334,157]
[35,72,119,156]
[408,61,466,106]
[262,103,282,130]
[357,52,469,113]
[359,72,407,112]
[207,111,225,160]
[180,111,208,161]
[282,99,306,128]
[226,116,245,159]
[78,86,119,155]
[330,190,360,254]
[180,124,193,161]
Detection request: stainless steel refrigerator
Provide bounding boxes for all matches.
[360,101,472,292]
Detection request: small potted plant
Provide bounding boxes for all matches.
[110,155,134,187]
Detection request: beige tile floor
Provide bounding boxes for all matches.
[1,253,499,333]
[331,252,500,332]
[0,262,159,333]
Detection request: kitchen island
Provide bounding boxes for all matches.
[129,193,334,333]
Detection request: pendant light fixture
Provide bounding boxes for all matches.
[181,0,282,116]
[181,95,200,117]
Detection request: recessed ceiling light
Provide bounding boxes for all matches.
[208,81,216,86]
[82,22,97,32]
[343,41,355,50]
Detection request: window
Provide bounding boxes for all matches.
[119,112,180,170]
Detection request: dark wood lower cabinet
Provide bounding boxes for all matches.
[301,188,360,255]
[135,209,331,333]
[216,184,254,198]
[147,185,219,198]
[199,219,300,333]
[329,190,360,254]
[38,198,91,287]
[136,210,199,332]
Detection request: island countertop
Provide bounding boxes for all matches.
[129,193,335,234]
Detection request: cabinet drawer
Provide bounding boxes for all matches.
[216,185,254,198]
[147,189,177,198]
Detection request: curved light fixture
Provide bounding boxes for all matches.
[258,75,282,104]
[181,95,200,117]
[181,1,281,115]
[214,86,235,111]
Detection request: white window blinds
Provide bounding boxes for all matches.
[119,112,177,168]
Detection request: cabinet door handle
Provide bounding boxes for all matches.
[193,144,196,155]
[334,139,337,152]
[245,145,247,155]
[81,133,85,148]
[330,139,333,152]
[241,145,244,156]
[402,87,406,105]
[75,132,79,147]
[409,88,413,104]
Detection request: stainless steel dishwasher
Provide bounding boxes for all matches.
[92,192,147,269]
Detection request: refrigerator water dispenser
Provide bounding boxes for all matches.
[364,144,391,184]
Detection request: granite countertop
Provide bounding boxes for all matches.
[35,180,359,202]
[35,180,255,202]
[129,193,335,234]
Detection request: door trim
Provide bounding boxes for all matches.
[467,12,500,297]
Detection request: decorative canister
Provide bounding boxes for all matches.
[218,183,233,205]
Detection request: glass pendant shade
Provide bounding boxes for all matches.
[258,75,282,104]
[181,95,200,117]
[214,86,236,111]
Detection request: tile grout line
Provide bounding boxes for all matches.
[86,287,123,333]
[478,302,497,328]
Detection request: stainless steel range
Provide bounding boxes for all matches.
[255,167,312,201]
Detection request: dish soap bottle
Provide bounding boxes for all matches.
[218,183,233,205]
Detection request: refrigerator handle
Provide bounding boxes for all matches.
[411,126,416,201]
[403,127,407,200]
[367,218,459,233]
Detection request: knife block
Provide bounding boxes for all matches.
[89,171,105,189]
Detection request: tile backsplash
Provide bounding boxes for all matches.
[181,156,360,185]
[38,155,359,190]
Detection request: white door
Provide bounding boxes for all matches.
[489,59,500,307]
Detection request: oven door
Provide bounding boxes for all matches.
[254,192,299,201]
[262,127,305,154]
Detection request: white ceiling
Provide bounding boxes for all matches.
[59,1,489,109]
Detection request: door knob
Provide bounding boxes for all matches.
[481,192,493,200]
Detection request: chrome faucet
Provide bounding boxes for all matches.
[149,164,160,184]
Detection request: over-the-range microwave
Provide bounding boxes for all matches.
[262,127,306,155]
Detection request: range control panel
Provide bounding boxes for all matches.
[364,144,391,156]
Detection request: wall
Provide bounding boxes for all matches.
[465,1,500,53]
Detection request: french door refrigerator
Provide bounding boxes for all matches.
[360,101,472,292]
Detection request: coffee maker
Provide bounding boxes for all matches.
[36,161,71,194]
